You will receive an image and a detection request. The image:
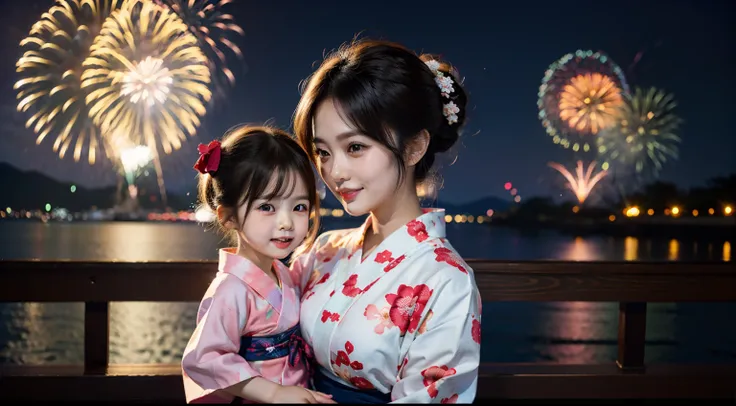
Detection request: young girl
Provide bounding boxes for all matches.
[291,39,482,403]
[181,125,335,404]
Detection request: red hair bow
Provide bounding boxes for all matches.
[193,140,221,175]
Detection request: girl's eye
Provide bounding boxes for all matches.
[348,143,365,153]
[257,203,274,212]
[294,203,309,212]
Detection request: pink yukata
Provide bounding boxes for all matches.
[182,248,310,404]
[291,208,482,403]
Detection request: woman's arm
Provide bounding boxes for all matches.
[390,272,482,403]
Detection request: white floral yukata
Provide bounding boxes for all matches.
[290,208,482,403]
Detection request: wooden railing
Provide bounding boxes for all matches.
[0,260,735,401]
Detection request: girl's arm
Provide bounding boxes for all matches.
[225,377,335,403]
[181,275,262,404]
[223,377,280,402]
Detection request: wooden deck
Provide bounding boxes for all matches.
[1,259,735,401]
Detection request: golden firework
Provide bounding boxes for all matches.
[558,73,624,135]
[159,0,244,87]
[548,160,608,204]
[14,0,131,164]
[81,0,212,156]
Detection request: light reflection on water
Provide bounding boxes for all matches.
[0,221,733,365]
[0,302,83,364]
[109,302,198,364]
[724,241,732,261]
[535,302,619,364]
[1,221,732,262]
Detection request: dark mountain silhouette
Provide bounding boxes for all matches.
[0,162,510,214]
[0,162,116,212]
[0,163,192,211]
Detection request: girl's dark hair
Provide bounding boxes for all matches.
[293,39,468,185]
[197,125,320,256]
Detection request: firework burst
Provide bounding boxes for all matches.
[538,50,629,153]
[14,0,130,165]
[558,72,624,135]
[596,87,682,177]
[81,0,211,205]
[156,0,243,99]
[81,0,212,154]
[548,160,609,204]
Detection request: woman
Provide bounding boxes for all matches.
[290,39,482,403]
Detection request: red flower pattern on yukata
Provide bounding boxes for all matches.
[421,365,457,398]
[342,274,362,297]
[441,394,459,403]
[384,255,406,272]
[303,271,330,300]
[364,303,393,334]
[385,284,433,335]
[471,318,481,344]
[434,247,467,273]
[374,250,394,264]
[406,220,429,242]
[363,278,379,292]
[373,250,407,272]
[331,341,374,389]
[321,310,340,323]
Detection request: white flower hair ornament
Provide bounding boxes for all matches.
[424,59,460,125]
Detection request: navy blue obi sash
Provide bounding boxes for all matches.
[238,323,313,374]
[312,368,391,404]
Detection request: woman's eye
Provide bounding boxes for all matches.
[348,143,365,153]
[315,148,329,157]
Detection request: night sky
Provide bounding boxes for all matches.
[1,0,733,204]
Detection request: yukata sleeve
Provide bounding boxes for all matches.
[289,247,317,295]
[181,275,259,404]
[391,271,482,403]
[290,231,334,294]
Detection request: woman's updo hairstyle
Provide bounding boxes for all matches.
[293,39,468,185]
